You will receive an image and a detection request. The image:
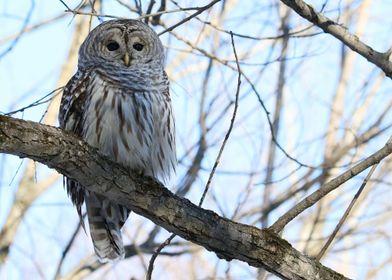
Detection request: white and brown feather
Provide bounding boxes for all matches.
[59,19,176,262]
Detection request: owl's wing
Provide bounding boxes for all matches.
[155,86,177,180]
[59,70,91,228]
[59,70,90,133]
[59,70,130,261]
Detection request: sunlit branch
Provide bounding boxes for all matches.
[0,115,348,280]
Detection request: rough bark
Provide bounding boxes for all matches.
[0,115,348,280]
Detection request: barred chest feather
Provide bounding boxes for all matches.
[78,72,176,181]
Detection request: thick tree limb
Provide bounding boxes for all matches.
[280,0,392,78]
[0,115,348,280]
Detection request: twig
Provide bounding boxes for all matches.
[315,163,379,260]
[2,87,63,117]
[199,19,322,41]
[198,32,241,207]
[54,221,83,279]
[88,0,99,30]
[158,0,221,35]
[0,14,66,45]
[151,0,166,25]
[114,0,139,13]
[0,0,35,60]
[58,0,71,10]
[145,233,175,280]
[169,0,321,41]
[63,9,122,19]
[144,0,156,24]
[138,6,215,20]
[270,137,392,233]
[62,6,204,21]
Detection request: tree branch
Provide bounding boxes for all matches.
[270,136,392,233]
[0,115,348,280]
[280,0,392,78]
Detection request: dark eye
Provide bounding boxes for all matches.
[106,41,120,51]
[133,43,144,51]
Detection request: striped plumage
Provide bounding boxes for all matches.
[59,20,176,262]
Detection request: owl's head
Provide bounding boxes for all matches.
[78,19,164,69]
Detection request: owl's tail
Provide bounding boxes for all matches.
[85,191,130,262]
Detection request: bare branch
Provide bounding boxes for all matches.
[270,137,392,233]
[0,14,66,45]
[316,163,379,261]
[0,0,35,60]
[158,0,221,35]
[146,233,175,280]
[144,0,156,24]
[279,0,392,77]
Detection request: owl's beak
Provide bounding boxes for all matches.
[123,53,131,67]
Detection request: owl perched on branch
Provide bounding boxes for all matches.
[59,19,176,262]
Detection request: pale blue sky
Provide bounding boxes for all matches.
[1,0,392,279]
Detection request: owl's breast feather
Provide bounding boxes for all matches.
[81,74,176,181]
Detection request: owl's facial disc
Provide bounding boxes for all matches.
[102,32,149,67]
[79,20,165,69]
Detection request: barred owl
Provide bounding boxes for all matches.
[59,19,176,262]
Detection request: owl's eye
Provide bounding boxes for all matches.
[106,41,120,51]
[133,43,144,51]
